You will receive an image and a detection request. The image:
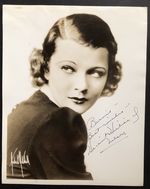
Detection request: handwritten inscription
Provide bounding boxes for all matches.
[86,103,139,155]
[10,148,30,177]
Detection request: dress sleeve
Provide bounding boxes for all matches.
[29,107,92,180]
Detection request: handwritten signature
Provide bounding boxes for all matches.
[10,148,30,177]
[86,103,139,155]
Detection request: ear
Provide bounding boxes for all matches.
[44,69,50,80]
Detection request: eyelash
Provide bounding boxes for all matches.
[88,70,106,78]
[61,65,75,73]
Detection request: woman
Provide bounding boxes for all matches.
[7,13,121,180]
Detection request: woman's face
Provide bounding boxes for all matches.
[46,38,108,114]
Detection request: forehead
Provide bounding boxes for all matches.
[51,38,109,68]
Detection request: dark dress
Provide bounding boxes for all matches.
[7,90,92,180]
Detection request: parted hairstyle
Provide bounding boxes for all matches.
[29,13,122,96]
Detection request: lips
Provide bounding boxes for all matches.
[68,97,88,104]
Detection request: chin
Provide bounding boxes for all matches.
[70,105,90,114]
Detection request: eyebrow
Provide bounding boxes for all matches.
[57,60,77,65]
[89,66,107,71]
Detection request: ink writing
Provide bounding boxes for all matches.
[10,148,30,177]
[86,103,139,155]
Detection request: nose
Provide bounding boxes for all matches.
[74,74,88,95]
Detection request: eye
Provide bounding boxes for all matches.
[88,69,106,78]
[61,65,75,74]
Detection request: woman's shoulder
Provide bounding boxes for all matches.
[9,90,57,116]
[48,107,86,131]
[7,90,59,136]
[19,90,57,108]
[33,106,88,148]
[8,90,87,146]
[30,107,88,173]
[8,90,86,132]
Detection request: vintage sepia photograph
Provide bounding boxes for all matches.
[2,5,147,186]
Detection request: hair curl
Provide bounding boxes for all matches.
[29,13,122,96]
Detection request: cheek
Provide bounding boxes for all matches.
[90,77,107,96]
[49,71,72,92]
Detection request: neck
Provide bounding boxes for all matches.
[40,85,60,107]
